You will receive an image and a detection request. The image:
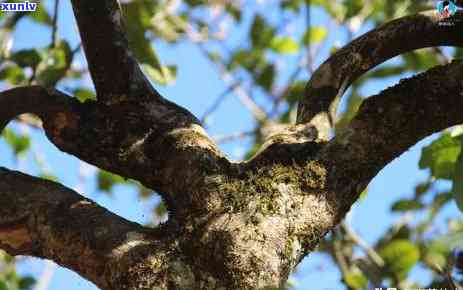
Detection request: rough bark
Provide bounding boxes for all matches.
[70,0,157,103]
[297,11,463,139]
[1,1,463,289]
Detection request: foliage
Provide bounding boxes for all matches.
[0,253,35,290]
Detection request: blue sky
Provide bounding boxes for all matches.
[0,1,461,289]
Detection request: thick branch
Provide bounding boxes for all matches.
[322,60,463,212]
[65,1,232,215]
[297,11,463,139]
[70,0,158,103]
[0,86,76,133]
[0,86,229,217]
[0,167,153,290]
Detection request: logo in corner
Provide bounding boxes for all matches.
[437,0,458,18]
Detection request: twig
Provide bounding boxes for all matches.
[306,1,312,71]
[199,44,268,122]
[183,22,268,122]
[269,56,306,117]
[51,0,60,47]
[201,80,242,124]
[297,10,463,139]
[332,228,350,277]
[432,47,450,64]
[213,130,255,144]
[342,222,384,268]
[35,260,57,290]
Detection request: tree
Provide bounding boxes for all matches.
[0,0,463,289]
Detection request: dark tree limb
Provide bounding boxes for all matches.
[0,86,229,217]
[0,86,77,134]
[0,167,157,290]
[320,60,463,215]
[65,0,232,215]
[69,0,158,103]
[297,11,463,139]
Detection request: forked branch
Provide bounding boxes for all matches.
[321,60,463,211]
[297,11,463,139]
[0,86,227,214]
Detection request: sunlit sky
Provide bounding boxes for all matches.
[0,1,460,289]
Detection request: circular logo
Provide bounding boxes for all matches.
[437,0,458,18]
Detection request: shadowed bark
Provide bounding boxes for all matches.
[297,10,463,139]
[1,0,462,289]
[70,0,156,103]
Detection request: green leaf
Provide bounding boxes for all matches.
[250,15,275,48]
[2,129,31,156]
[343,0,364,19]
[39,173,58,182]
[279,110,292,124]
[122,0,177,85]
[256,64,275,91]
[270,37,299,54]
[358,188,368,200]
[225,3,242,21]
[36,40,72,86]
[29,3,52,26]
[312,1,347,22]
[452,151,463,212]
[74,88,96,102]
[419,133,461,180]
[376,224,411,250]
[185,0,205,6]
[403,50,440,72]
[391,199,425,212]
[229,49,265,72]
[123,1,163,72]
[18,276,35,290]
[414,180,431,199]
[379,239,420,279]
[11,49,41,68]
[302,26,328,45]
[151,14,185,43]
[335,92,363,133]
[281,0,304,11]
[344,270,368,289]
[143,64,177,85]
[97,170,125,193]
[431,191,452,213]
[283,81,305,106]
[423,240,451,269]
[0,281,7,290]
[0,64,26,85]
